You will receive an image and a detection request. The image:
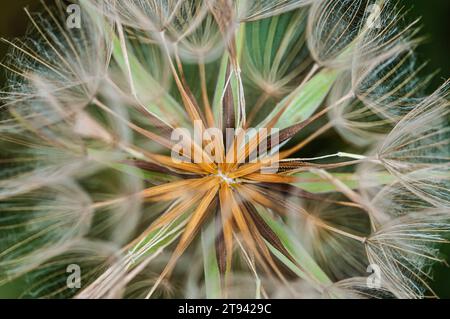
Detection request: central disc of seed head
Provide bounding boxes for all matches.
[216,170,236,185]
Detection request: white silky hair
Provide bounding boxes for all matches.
[0,181,94,284]
[365,210,450,298]
[377,81,450,209]
[1,0,112,112]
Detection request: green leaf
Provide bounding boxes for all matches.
[212,53,230,125]
[212,23,246,128]
[201,225,222,299]
[129,213,188,264]
[257,207,332,288]
[243,10,307,85]
[111,35,186,125]
[107,162,178,184]
[235,22,246,64]
[292,171,396,193]
[262,68,339,129]
[86,148,178,183]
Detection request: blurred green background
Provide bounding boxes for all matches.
[0,0,449,298]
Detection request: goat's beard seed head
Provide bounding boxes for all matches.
[0,0,449,299]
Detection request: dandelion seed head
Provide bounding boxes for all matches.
[0,0,449,299]
[377,82,450,208]
[365,210,450,298]
[322,277,394,299]
[0,182,94,284]
[2,0,111,112]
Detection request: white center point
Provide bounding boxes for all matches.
[216,170,235,185]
